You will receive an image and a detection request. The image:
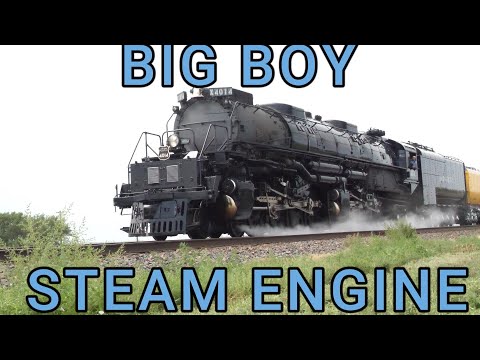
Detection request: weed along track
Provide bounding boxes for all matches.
[1,226,478,262]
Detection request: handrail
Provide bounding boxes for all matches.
[199,124,214,158]
[233,101,357,142]
[444,155,464,163]
[228,101,239,140]
[127,123,228,184]
[164,113,175,143]
[127,132,162,183]
[199,124,229,158]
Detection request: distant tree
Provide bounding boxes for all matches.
[0,212,25,246]
[0,212,70,247]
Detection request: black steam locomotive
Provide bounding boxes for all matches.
[113,87,480,240]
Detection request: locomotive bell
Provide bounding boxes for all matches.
[328,201,341,217]
[220,195,238,220]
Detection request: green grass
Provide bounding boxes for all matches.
[1,219,479,315]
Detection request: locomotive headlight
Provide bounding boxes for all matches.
[167,134,180,148]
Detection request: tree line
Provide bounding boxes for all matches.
[0,212,70,247]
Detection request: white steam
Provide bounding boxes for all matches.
[240,208,458,237]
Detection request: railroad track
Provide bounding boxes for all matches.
[1,225,478,261]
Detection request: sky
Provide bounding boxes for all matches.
[1,45,479,243]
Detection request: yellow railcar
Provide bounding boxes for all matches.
[466,168,480,206]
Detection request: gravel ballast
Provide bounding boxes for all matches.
[105,228,480,269]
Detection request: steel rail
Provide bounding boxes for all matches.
[1,225,478,261]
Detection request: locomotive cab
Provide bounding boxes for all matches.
[383,140,419,193]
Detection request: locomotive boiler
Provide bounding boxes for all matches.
[113,87,480,240]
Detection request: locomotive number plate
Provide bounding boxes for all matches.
[158,146,170,160]
[209,87,233,97]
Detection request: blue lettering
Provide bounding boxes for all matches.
[288,268,324,312]
[180,45,217,88]
[375,268,386,312]
[280,45,317,88]
[438,268,468,312]
[122,45,156,87]
[320,45,357,87]
[331,268,367,313]
[182,268,226,312]
[104,268,135,312]
[252,268,283,312]
[138,268,177,312]
[162,45,173,87]
[64,268,100,312]
[26,267,61,313]
[242,45,274,87]
[394,268,430,312]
